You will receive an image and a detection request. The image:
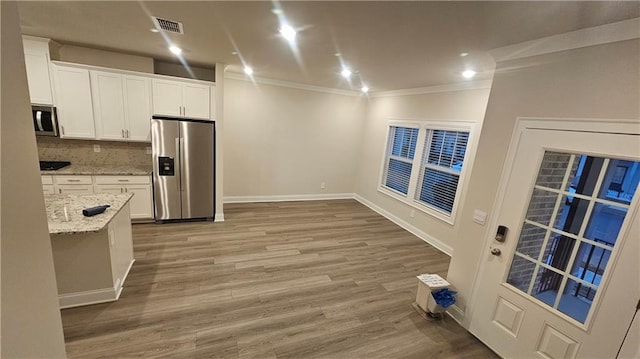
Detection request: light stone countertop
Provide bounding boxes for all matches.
[41,164,151,176]
[45,193,134,235]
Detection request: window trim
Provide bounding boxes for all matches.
[378,119,476,225]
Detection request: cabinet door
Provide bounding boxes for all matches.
[125,184,153,219]
[57,184,94,194]
[23,40,53,105]
[182,83,210,119]
[94,184,124,195]
[123,75,152,142]
[91,71,126,141]
[52,64,95,139]
[152,79,182,117]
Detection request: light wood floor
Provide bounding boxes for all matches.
[61,200,496,358]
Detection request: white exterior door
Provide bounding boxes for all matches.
[469,126,639,358]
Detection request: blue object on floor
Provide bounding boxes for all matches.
[432,288,457,308]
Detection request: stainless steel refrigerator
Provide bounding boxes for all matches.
[151,116,215,222]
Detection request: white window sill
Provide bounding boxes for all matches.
[377,186,456,225]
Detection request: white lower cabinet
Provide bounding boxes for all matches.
[57,185,94,194]
[54,175,94,194]
[42,175,55,194]
[94,176,153,220]
[42,174,153,220]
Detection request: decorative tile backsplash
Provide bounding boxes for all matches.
[37,137,151,168]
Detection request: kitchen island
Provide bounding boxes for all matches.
[45,193,135,308]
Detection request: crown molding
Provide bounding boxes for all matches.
[490,17,640,63]
[370,80,493,98]
[224,72,362,97]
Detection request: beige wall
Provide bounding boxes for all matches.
[57,44,153,73]
[354,89,491,253]
[223,78,365,199]
[448,39,640,324]
[1,2,67,357]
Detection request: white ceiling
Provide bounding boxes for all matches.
[17,1,640,92]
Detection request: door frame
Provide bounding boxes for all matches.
[464,117,640,347]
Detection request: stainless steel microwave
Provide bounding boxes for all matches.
[32,105,59,137]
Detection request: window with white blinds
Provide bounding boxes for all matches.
[382,126,419,195]
[415,130,469,214]
[379,122,472,223]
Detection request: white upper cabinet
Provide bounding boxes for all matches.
[51,63,95,139]
[22,37,54,105]
[91,71,126,141]
[182,83,211,119]
[91,70,152,142]
[122,75,152,142]
[152,79,210,119]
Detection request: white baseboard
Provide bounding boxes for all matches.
[224,193,355,203]
[214,213,225,222]
[446,304,465,326]
[59,259,136,309]
[115,259,135,300]
[354,194,453,256]
[59,288,117,309]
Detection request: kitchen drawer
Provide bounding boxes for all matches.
[94,175,150,185]
[55,175,93,185]
[43,185,55,195]
[41,175,54,185]
[57,184,94,194]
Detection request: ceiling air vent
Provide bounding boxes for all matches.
[152,16,184,34]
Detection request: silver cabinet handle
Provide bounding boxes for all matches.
[58,188,62,194]
[61,125,65,135]
[126,129,129,138]
[122,129,125,138]
[117,179,129,182]
[67,179,81,182]
[120,188,124,193]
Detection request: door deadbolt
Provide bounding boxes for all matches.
[495,225,508,242]
[490,248,502,256]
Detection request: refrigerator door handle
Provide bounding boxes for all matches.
[179,137,185,192]
[175,137,181,192]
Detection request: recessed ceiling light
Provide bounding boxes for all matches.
[279,24,297,42]
[150,28,160,33]
[341,68,352,79]
[335,53,341,57]
[361,85,369,93]
[460,52,469,57]
[244,66,254,76]
[231,51,238,55]
[462,70,476,79]
[169,45,182,55]
[272,8,283,15]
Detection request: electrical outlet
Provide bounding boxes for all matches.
[410,209,416,218]
[146,147,152,155]
[93,144,100,153]
[320,182,326,189]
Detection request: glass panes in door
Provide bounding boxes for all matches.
[506,152,640,324]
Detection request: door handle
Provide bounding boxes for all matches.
[491,248,502,256]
